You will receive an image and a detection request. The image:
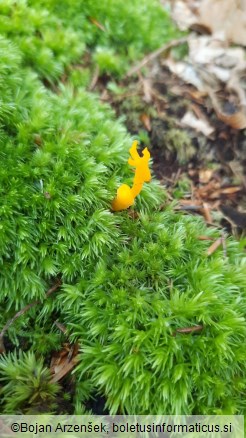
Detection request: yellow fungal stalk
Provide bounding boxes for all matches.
[112,140,151,211]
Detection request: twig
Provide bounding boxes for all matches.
[221,232,227,258]
[172,325,204,336]
[207,237,223,256]
[126,36,189,77]
[100,90,142,103]
[0,279,62,353]
[88,65,100,91]
[89,17,106,32]
[54,320,68,336]
[198,235,214,241]
[202,202,212,223]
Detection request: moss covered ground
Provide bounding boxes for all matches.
[0,0,245,417]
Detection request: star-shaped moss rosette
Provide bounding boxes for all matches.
[112,140,151,211]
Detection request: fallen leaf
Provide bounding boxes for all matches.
[171,0,246,46]
[198,235,214,240]
[140,113,152,131]
[141,77,153,103]
[181,110,214,136]
[209,89,246,130]
[202,202,212,223]
[196,181,241,200]
[171,0,199,30]
[199,0,246,46]
[215,108,246,130]
[50,343,79,383]
[165,58,204,90]
[0,337,5,355]
[219,186,242,195]
[199,168,214,183]
[164,30,246,130]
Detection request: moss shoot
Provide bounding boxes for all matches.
[0,0,245,417]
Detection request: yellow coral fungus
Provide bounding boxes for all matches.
[112,140,151,211]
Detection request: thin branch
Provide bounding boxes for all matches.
[172,325,204,336]
[88,65,99,91]
[126,36,189,77]
[221,231,227,258]
[0,279,62,353]
[207,237,223,256]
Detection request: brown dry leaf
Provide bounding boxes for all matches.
[169,85,206,103]
[171,0,246,46]
[50,343,79,383]
[199,168,214,184]
[164,58,204,90]
[196,180,219,198]
[140,113,151,131]
[141,78,153,103]
[163,27,246,129]
[188,37,245,68]
[0,337,5,355]
[198,184,241,200]
[209,89,246,130]
[170,0,199,30]
[187,89,208,102]
[219,186,242,195]
[202,202,212,223]
[215,108,246,130]
[199,0,246,46]
[198,235,214,240]
[207,237,223,255]
[179,198,203,206]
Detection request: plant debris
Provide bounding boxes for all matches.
[50,343,79,383]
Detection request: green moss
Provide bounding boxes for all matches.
[173,176,192,199]
[0,351,60,414]
[165,128,196,164]
[70,211,246,414]
[119,95,157,134]
[0,0,245,418]
[0,0,183,81]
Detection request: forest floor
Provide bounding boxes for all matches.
[90,55,246,239]
[61,19,246,413]
[1,0,246,415]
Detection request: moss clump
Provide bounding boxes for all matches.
[0,0,245,417]
[165,128,196,164]
[0,351,60,414]
[0,0,182,80]
[70,210,246,414]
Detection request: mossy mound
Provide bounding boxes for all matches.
[0,0,181,80]
[0,0,245,417]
